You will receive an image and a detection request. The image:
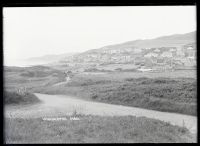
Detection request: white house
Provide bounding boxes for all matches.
[111,56,118,60]
[160,52,173,58]
[154,48,160,52]
[187,46,194,50]
[169,48,176,52]
[137,68,153,72]
[144,53,158,58]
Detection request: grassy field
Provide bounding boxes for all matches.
[4,66,197,143]
[4,66,197,116]
[36,72,197,116]
[4,65,66,92]
[4,115,195,143]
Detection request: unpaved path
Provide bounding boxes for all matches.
[52,77,70,86]
[5,93,197,134]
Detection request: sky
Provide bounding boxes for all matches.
[3,6,196,66]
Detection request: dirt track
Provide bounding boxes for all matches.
[5,93,197,134]
[52,76,70,86]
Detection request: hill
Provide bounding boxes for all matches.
[81,31,195,54]
[58,31,196,71]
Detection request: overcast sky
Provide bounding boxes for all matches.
[3,6,196,65]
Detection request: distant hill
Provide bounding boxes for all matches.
[84,31,196,54]
[59,31,196,66]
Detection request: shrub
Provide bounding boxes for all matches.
[76,77,197,115]
[91,94,98,99]
[115,68,122,71]
[4,91,40,105]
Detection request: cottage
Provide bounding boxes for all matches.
[187,46,194,50]
[144,53,158,58]
[118,55,131,62]
[160,52,173,58]
[111,56,118,61]
[182,44,196,58]
[154,48,160,53]
[188,56,195,60]
[169,48,176,52]
[137,68,153,72]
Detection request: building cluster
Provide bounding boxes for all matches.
[63,43,196,71]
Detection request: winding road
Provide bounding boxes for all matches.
[5,93,197,134]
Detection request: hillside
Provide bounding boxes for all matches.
[59,31,196,71]
[80,31,195,54]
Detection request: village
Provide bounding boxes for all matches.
[61,42,196,72]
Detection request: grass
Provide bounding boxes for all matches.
[4,91,40,105]
[4,66,66,91]
[4,66,197,115]
[36,75,197,116]
[4,67,197,143]
[4,115,195,143]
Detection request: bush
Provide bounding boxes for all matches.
[4,91,40,105]
[31,75,196,116]
[91,94,98,99]
[115,68,122,71]
[67,77,197,115]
